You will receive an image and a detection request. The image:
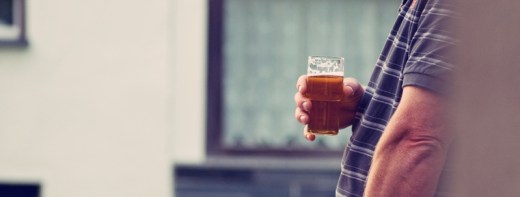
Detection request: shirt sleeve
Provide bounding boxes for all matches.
[402,0,456,94]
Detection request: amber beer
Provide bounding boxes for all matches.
[306,56,344,135]
[306,75,343,135]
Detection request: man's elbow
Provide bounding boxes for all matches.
[376,121,451,162]
[402,131,448,163]
[380,125,451,166]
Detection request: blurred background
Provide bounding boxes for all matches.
[0,0,399,196]
[2,0,520,196]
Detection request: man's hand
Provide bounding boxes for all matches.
[294,75,364,141]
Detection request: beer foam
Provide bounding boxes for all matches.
[307,72,344,77]
[307,56,344,76]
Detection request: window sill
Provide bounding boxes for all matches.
[176,155,342,171]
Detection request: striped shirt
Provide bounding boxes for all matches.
[336,0,455,196]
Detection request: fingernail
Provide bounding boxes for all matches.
[346,85,355,96]
[300,115,308,123]
[303,102,310,111]
[308,134,315,141]
[298,85,302,92]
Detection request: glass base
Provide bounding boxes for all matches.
[308,129,338,136]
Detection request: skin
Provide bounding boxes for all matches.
[294,76,451,196]
[364,86,452,197]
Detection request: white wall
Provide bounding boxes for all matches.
[0,0,184,196]
[171,0,207,164]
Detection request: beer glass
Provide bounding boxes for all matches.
[305,56,344,135]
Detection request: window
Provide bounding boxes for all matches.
[207,0,399,156]
[0,0,27,46]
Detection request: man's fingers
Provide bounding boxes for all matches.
[303,125,316,142]
[294,92,312,112]
[296,75,308,94]
[295,107,309,125]
[343,77,363,97]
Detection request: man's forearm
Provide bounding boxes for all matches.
[364,123,449,196]
[364,86,452,197]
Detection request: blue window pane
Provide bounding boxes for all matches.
[0,0,14,25]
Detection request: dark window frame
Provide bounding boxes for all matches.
[206,0,343,158]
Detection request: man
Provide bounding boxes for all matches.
[294,0,455,196]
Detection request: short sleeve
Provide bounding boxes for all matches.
[403,0,456,94]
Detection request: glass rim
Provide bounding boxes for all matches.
[308,55,345,61]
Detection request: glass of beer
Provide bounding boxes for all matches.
[305,56,344,135]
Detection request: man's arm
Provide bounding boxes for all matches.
[364,86,453,197]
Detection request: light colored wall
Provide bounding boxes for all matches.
[0,0,205,196]
[171,0,207,164]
